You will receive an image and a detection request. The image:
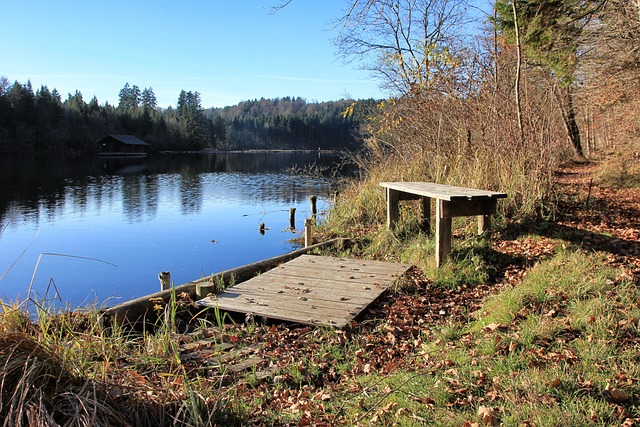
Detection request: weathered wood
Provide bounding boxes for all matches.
[435,200,452,267]
[158,271,171,291]
[228,355,265,374]
[196,255,412,329]
[104,238,349,325]
[310,195,317,216]
[304,218,313,247]
[439,198,498,218]
[386,187,400,230]
[478,215,492,234]
[380,182,507,201]
[398,192,422,201]
[289,207,296,229]
[380,182,507,267]
[421,197,431,231]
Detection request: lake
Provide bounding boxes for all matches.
[0,152,341,308]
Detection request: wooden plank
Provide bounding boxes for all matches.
[269,266,400,285]
[202,295,355,327]
[180,340,233,353]
[217,283,375,307]
[228,356,265,374]
[439,198,498,218]
[380,182,507,201]
[197,255,412,328]
[218,282,380,306]
[282,254,409,272]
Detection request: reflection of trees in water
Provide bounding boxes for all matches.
[179,174,203,215]
[0,153,337,230]
[121,175,160,223]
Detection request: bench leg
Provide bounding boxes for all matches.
[436,200,452,267]
[420,197,431,232]
[478,215,491,234]
[386,188,400,230]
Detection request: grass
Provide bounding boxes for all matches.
[597,147,640,188]
[375,249,639,427]
[0,241,636,425]
[1,145,639,425]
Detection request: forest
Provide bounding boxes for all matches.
[0,79,375,155]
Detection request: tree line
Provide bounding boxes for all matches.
[206,97,377,151]
[0,78,374,155]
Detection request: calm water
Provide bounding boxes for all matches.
[0,152,340,308]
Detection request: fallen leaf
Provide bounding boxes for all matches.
[483,323,505,332]
[477,406,497,425]
[608,388,630,402]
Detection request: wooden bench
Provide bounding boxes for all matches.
[380,182,507,267]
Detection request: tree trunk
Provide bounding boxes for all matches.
[512,0,524,144]
[564,88,584,158]
[554,85,585,159]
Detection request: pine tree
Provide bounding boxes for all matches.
[177,90,208,149]
[141,87,157,111]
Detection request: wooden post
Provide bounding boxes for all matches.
[386,188,400,230]
[304,218,313,247]
[478,215,491,235]
[310,195,317,225]
[259,223,265,235]
[420,197,431,232]
[158,271,171,291]
[195,282,208,299]
[435,200,452,267]
[310,195,317,216]
[289,207,296,229]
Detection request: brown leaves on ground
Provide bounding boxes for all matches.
[155,161,640,425]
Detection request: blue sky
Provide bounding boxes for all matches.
[2,1,384,108]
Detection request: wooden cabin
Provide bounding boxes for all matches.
[96,135,149,156]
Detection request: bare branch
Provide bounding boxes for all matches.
[267,0,295,15]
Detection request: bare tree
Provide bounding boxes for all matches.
[581,0,640,92]
[333,0,479,97]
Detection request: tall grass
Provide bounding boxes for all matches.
[0,296,242,426]
[328,44,574,243]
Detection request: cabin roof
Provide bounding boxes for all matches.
[97,134,149,146]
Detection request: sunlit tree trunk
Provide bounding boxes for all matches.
[511,0,524,145]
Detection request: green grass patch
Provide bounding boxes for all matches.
[339,248,640,425]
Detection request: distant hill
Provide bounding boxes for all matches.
[204,97,380,151]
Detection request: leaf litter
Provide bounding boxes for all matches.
[180,160,640,425]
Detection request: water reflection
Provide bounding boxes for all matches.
[0,152,341,307]
[0,152,340,230]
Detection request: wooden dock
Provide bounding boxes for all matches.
[196,255,412,329]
